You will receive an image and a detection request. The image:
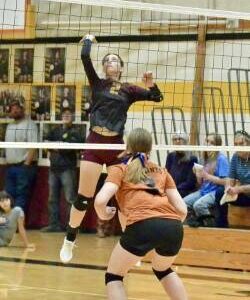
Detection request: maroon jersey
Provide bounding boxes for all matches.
[81,39,163,135]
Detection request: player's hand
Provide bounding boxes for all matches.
[194,168,203,178]
[80,34,97,44]
[226,186,240,195]
[102,206,116,221]
[200,170,209,180]
[25,243,36,252]
[142,71,154,88]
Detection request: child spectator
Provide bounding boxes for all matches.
[0,191,34,248]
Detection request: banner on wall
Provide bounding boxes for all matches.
[31,86,51,121]
[81,86,91,121]
[55,85,76,120]
[14,48,34,83]
[0,84,30,119]
[0,49,9,83]
[45,48,65,83]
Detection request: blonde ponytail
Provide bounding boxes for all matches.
[124,128,153,184]
[125,157,148,184]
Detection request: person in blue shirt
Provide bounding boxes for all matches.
[165,131,198,197]
[214,130,250,228]
[184,133,229,227]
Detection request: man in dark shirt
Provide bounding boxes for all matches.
[165,131,198,197]
[41,108,83,232]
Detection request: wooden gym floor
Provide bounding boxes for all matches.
[0,231,250,300]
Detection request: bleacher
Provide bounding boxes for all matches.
[228,205,250,229]
[176,226,250,271]
[143,204,250,271]
[144,226,250,271]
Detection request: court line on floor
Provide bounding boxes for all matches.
[0,256,249,285]
[0,256,106,271]
[0,283,153,300]
[0,256,151,276]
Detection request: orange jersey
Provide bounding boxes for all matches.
[106,161,182,226]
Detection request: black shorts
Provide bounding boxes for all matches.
[120,218,183,257]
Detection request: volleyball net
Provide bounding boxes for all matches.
[0,0,249,166]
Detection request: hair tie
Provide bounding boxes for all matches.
[122,152,147,167]
[133,153,145,167]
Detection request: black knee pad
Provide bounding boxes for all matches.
[152,267,174,281]
[105,272,124,285]
[73,194,92,211]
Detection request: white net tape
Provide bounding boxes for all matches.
[0,142,249,152]
[46,0,250,20]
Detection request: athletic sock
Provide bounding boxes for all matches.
[66,225,78,242]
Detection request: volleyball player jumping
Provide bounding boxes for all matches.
[60,34,163,263]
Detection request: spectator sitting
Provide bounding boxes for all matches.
[41,108,83,232]
[165,131,198,197]
[5,100,38,212]
[0,191,34,248]
[214,130,250,228]
[184,133,229,227]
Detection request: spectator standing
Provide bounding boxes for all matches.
[5,101,38,211]
[41,108,83,232]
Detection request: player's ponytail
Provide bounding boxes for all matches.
[124,128,152,184]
